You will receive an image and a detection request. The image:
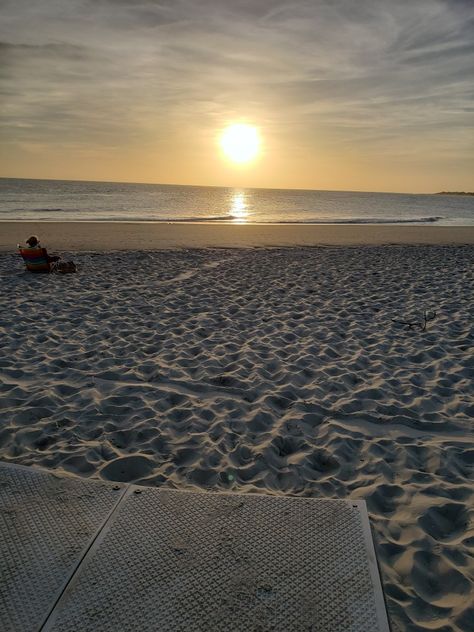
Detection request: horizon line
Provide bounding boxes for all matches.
[0,175,447,197]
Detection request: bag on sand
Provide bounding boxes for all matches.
[51,261,77,274]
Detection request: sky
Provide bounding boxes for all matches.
[0,0,473,192]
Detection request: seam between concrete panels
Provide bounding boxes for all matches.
[38,482,131,632]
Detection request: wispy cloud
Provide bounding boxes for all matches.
[1,0,472,186]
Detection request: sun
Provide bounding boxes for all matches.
[220,124,260,163]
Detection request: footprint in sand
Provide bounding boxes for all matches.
[100,455,155,483]
[418,503,471,542]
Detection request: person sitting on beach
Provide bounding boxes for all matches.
[20,235,77,273]
[25,235,61,263]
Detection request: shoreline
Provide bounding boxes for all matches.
[1,221,474,251]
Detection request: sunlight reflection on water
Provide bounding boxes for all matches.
[230,192,248,222]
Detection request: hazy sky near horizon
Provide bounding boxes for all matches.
[1,0,473,192]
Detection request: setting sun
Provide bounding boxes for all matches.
[220,124,260,164]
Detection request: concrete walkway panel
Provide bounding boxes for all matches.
[0,463,125,632]
[0,463,389,631]
[44,487,389,632]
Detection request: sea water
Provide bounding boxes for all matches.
[1,178,473,225]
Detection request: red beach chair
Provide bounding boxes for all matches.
[18,246,77,274]
[18,246,54,273]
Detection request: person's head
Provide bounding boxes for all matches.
[26,235,39,247]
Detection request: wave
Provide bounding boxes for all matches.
[0,212,443,224]
[0,211,235,221]
[36,208,65,212]
[151,215,444,224]
[123,215,444,224]
[271,216,443,225]
[164,215,233,222]
[0,208,65,213]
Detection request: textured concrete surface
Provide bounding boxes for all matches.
[0,462,389,631]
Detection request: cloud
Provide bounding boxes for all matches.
[0,0,473,168]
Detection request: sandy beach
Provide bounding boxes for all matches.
[1,225,473,631]
[1,221,474,252]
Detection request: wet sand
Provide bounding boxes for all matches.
[1,220,474,252]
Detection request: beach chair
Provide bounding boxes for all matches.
[18,246,55,273]
[18,246,77,274]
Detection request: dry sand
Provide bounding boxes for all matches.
[1,230,473,630]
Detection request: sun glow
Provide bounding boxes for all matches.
[220,124,260,163]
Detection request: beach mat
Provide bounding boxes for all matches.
[0,461,390,631]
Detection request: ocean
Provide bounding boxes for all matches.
[1,178,473,225]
